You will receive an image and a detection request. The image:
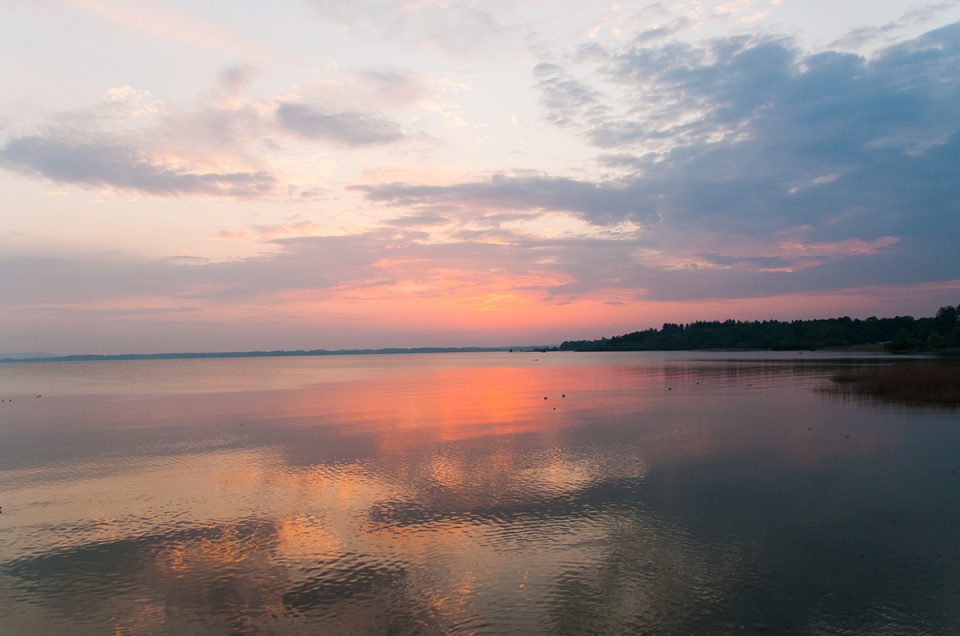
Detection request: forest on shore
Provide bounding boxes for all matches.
[560,305,960,353]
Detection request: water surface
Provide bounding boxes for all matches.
[1,352,958,634]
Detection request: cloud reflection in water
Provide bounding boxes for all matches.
[1,353,959,633]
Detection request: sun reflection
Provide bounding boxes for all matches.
[275,514,344,561]
[157,525,267,575]
[428,453,466,489]
[265,363,583,450]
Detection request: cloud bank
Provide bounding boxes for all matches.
[0,135,277,198]
[356,23,960,302]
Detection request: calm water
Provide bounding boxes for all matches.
[1,352,958,634]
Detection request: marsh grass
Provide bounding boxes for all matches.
[825,363,960,406]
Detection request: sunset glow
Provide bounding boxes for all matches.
[2,1,959,354]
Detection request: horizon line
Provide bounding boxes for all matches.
[0,345,563,364]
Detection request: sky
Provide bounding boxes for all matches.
[2,0,960,354]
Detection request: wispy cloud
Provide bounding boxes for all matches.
[214,219,326,242]
[0,64,434,198]
[0,135,278,198]
[275,102,406,146]
[830,0,960,49]
[533,63,609,128]
[305,0,509,56]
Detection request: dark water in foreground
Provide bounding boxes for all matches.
[1,352,958,634]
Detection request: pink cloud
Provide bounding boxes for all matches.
[779,236,900,257]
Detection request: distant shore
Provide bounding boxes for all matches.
[6,305,957,363]
[0,346,515,364]
[5,345,954,365]
[561,307,960,354]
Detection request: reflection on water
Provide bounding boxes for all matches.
[2,352,960,634]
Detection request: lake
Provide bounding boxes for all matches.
[1,352,958,634]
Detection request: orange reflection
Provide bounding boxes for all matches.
[275,514,344,561]
[9,353,934,635]
[158,525,263,575]
[273,364,579,450]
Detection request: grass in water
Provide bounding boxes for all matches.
[826,363,960,405]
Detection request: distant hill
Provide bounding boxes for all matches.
[560,305,960,353]
[0,352,58,360]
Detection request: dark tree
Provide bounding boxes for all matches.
[558,306,960,353]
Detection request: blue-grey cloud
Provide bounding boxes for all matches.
[601,24,960,157]
[630,17,693,46]
[0,135,277,198]
[275,102,405,146]
[830,0,960,49]
[533,63,609,128]
[695,254,792,270]
[374,24,960,235]
[384,213,451,227]
[354,174,654,225]
[351,23,960,300]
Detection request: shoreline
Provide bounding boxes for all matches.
[4,345,954,365]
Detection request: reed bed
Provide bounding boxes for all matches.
[825,363,960,405]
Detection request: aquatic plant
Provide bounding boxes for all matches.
[825,363,960,405]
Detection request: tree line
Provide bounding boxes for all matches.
[559,305,960,353]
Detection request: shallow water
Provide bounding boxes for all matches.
[1,352,958,634]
